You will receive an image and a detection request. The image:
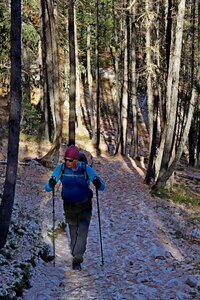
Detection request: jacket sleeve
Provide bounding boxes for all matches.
[85,164,105,191]
[45,164,62,192]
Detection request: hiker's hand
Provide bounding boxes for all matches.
[49,176,56,189]
[93,177,101,189]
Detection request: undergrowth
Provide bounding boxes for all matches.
[151,185,200,208]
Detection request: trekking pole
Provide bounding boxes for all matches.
[96,187,104,266]
[52,178,56,267]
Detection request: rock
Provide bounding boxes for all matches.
[149,245,172,260]
[185,275,200,288]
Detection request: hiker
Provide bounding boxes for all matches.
[45,145,105,270]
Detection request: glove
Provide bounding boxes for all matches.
[49,176,56,189]
[93,177,101,189]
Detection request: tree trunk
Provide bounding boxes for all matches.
[145,0,154,152]
[159,0,186,179]
[130,1,138,157]
[189,0,200,167]
[166,0,172,72]
[0,0,22,248]
[68,0,76,146]
[40,0,52,141]
[86,23,96,141]
[145,91,159,184]
[112,0,121,155]
[39,0,63,163]
[95,0,100,154]
[22,45,31,101]
[154,87,197,189]
[121,10,129,155]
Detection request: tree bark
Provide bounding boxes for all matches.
[145,0,154,152]
[166,0,172,72]
[130,1,138,157]
[86,23,96,141]
[0,0,22,248]
[112,0,121,155]
[121,9,129,155]
[154,87,197,189]
[159,0,186,179]
[95,0,100,154]
[39,0,63,163]
[68,0,76,145]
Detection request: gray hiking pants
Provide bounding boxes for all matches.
[63,200,92,262]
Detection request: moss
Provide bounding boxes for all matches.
[151,185,200,208]
[170,186,200,207]
[150,188,170,199]
[193,261,200,270]
[13,263,31,296]
[9,240,17,250]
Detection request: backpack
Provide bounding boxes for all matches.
[78,152,88,164]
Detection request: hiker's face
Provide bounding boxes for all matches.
[65,158,77,169]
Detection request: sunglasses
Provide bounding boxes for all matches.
[64,158,74,162]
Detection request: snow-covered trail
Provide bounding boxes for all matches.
[21,157,200,300]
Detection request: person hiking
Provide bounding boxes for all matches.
[45,145,105,270]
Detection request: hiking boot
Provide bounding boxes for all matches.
[72,260,82,271]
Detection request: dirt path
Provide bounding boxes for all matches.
[17,156,200,300]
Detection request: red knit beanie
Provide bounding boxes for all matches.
[64,145,79,160]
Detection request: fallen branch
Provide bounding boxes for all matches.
[0,160,30,166]
[176,172,200,182]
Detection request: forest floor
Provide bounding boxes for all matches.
[1,147,200,300]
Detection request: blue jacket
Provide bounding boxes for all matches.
[45,161,105,204]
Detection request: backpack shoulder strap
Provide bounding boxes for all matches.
[59,163,65,180]
[82,162,89,182]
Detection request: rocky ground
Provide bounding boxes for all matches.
[0,153,200,300]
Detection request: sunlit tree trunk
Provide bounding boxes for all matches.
[154,88,197,189]
[130,1,138,157]
[154,0,188,189]
[86,23,96,140]
[39,0,63,164]
[75,6,89,140]
[41,0,61,143]
[0,0,22,248]
[121,10,129,155]
[159,0,186,178]
[112,0,121,155]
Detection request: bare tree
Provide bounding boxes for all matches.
[39,0,63,164]
[86,22,96,141]
[121,7,129,155]
[95,0,100,154]
[145,0,154,152]
[158,0,186,180]
[151,0,198,189]
[129,1,138,156]
[189,0,200,167]
[68,0,76,145]
[0,0,22,248]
